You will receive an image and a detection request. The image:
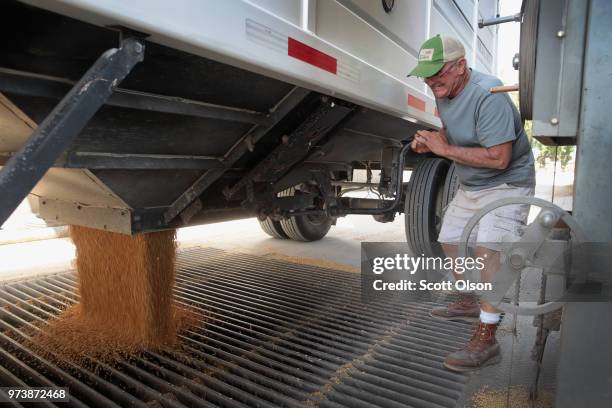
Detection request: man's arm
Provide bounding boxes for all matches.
[443,142,512,169]
[414,130,512,170]
[414,92,519,170]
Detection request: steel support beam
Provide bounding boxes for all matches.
[331,181,379,188]
[0,38,144,227]
[0,68,268,125]
[224,100,354,198]
[1,151,225,170]
[57,152,225,170]
[556,1,612,406]
[163,87,311,224]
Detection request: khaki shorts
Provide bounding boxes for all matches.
[438,183,535,249]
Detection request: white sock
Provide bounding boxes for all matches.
[480,310,501,324]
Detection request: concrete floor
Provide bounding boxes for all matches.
[460,274,560,408]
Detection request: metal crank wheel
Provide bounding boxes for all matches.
[458,197,585,315]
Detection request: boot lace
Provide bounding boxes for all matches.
[466,323,494,350]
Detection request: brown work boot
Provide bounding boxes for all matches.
[430,292,480,322]
[443,322,501,372]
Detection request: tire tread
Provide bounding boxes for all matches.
[405,158,451,257]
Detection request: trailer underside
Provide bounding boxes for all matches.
[0,1,428,235]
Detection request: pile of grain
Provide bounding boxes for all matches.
[471,385,555,408]
[30,225,196,362]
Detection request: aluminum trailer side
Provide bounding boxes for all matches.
[0,0,497,247]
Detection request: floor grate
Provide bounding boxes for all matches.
[0,247,474,407]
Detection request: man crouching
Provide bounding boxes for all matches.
[407,35,535,371]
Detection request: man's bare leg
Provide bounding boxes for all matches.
[443,245,502,371]
[441,243,464,282]
[439,243,501,313]
[474,246,501,314]
[429,243,480,321]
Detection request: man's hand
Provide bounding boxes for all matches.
[411,137,431,153]
[413,129,449,156]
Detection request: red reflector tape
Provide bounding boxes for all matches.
[408,95,426,111]
[288,37,337,74]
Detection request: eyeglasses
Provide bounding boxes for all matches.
[422,60,460,82]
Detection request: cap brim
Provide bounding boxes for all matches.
[407,61,444,77]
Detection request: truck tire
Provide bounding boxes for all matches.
[258,187,296,239]
[259,218,288,239]
[280,213,332,242]
[277,187,332,241]
[405,158,451,257]
[441,162,459,212]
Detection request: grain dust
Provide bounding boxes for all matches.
[471,385,555,408]
[29,225,197,362]
[265,253,359,273]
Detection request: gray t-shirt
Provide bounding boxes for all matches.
[436,69,535,190]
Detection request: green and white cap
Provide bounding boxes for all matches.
[408,34,465,77]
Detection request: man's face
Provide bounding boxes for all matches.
[424,59,464,98]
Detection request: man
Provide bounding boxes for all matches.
[407,35,535,371]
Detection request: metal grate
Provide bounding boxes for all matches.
[0,247,474,407]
